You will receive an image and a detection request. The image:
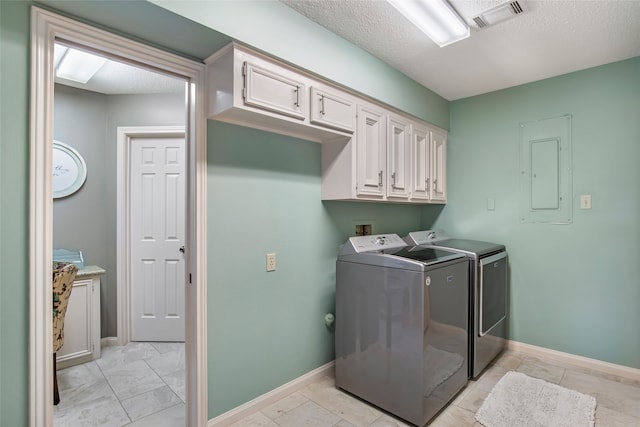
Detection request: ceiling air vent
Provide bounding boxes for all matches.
[472,1,526,29]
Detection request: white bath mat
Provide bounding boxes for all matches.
[475,371,596,427]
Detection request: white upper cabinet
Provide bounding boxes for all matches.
[410,123,447,203]
[243,62,306,120]
[322,103,446,204]
[430,128,447,202]
[410,122,431,201]
[356,104,386,198]
[207,42,446,204]
[207,42,355,143]
[387,114,411,199]
[310,87,355,133]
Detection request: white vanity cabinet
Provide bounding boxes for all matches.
[56,266,103,370]
[207,43,355,143]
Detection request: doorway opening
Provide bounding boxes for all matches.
[30,7,207,426]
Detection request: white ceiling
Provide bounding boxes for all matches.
[280,0,640,100]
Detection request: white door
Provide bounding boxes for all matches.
[130,136,185,341]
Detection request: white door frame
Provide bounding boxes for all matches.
[117,126,186,345]
[29,7,208,427]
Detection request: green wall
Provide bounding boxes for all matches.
[207,122,423,415]
[0,0,446,422]
[6,0,636,424]
[0,1,225,422]
[426,57,640,368]
[150,0,449,129]
[0,2,31,426]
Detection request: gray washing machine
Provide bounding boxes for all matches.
[405,230,508,379]
[335,234,468,426]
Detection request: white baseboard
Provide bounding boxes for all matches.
[100,337,119,348]
[507,340,640,381]
[207,361,335,427]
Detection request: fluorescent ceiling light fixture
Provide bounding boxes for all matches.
[55,46,107,84]
[387,0,470,47]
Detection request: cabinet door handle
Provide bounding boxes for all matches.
[320,94,326,116]
[294,85,300,108]
[426,177,430,191]
[378,171,383,187]
[391,171,396,188]
[242,62,248,100]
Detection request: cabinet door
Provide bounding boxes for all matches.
[387,115,411,199]
[430,129,447,202]
[56,278,98,368]
[310,87,355,133]
[411,123,431,201]
[356,104,386,198]
[243,61,306,120]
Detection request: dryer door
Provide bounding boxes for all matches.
[478,252,508,336]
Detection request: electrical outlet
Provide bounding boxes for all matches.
[266,253,276,272]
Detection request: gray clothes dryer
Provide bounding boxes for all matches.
[405,230,508,379]
[335,234,469,426]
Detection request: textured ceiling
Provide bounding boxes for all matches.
[61,1,640,100]
[280,0,640,100]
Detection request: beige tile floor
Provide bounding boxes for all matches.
[54,342,185,427]
[54,344,640,426]
[229,350,640,427]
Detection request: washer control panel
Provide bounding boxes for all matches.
[347,234,407,253]
[405,229,450,245]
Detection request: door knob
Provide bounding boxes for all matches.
[179,246,185,253]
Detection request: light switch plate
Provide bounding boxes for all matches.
[580,194,592,209]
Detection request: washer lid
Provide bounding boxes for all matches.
[431,239,504,257]
[405,230,504,257]
[338,247,466,271]
[395,247,466,266]
[423,239,504,258]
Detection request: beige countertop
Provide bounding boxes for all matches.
[76,265,106,277]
